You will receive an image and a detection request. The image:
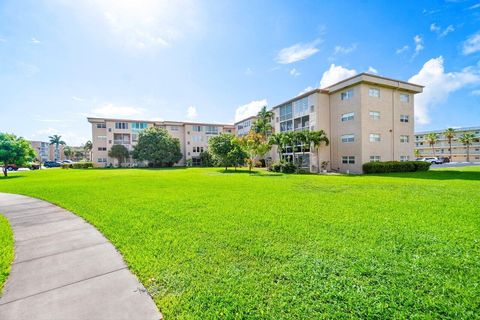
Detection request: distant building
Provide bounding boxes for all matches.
[87,118,234,167]
[29,141,65,162]
[414,126,480,162]
[234,116,256,137]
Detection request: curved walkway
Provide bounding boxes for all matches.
[0,193,162,320]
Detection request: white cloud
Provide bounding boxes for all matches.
[297,86,315,96]
[430,23,454,37]
[413,35,424,56]
[367,66,378,74]
[463,32,480,55]
[469,3,480,9]
[275,38,321,64]
[409,56,480,125]
[396,45,409,54]
[31,37,41,44]
[333,44,357,55]
[319,64,357,88]
[289,68,300,77]
[471,89,480,96]
[234,99,267,122]
[186,106,198,119]
[244,67,253,75]
[90,103,146,118]
[30,128,88,146]
[72,96,86,102]
[54,0,202,50]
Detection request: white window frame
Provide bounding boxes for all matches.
[341,134,355,143]
[400,135,409,143]
[400,115,409,122]
[400,156,410,162]
[341,112,355,122]
[341,156,355,164]
[369,88,380,97]
[370,156,381,162]
[400,93,410,103]
[341,89,354,100]
[369,111,380,120]
[369,133,381,142]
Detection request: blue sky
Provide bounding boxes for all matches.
[1,0,480,145]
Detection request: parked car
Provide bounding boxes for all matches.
[436,157,450,164]
[29,162,41,170]
[2,164,19,171]
[44,161,62,168]
[416,157,439,164]
[62,160,74,164]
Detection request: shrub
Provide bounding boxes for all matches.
[268,160,297,174]
[61,163,72,169]
[363,161,430,174]
[71,162,93,169]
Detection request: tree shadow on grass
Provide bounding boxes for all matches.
[363,170,480,181]
[0,175,25,180]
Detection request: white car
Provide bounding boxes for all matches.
[62,160,74,164]
[416,157,439,164]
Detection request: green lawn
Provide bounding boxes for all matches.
[0,167,479,318]
[0,214,13,295]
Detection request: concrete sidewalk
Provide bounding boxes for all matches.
[0,193,162,320]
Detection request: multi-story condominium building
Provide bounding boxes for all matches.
[29,141,65,162]
[264,73,423,173]
[414,126,480,162]
[87,117,234,167]
[234,116,256,137]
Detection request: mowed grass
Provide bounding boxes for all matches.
[1,167,479,318]
[0,215,13,295]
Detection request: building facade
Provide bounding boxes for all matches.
[29,141,65,162]
[266,73,423,173]
[88,118,234,167]
[415,126,480,162]
[234,116,256,137]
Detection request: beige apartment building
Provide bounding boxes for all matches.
[234,115,256,137]
[88,118,234,167]
[266,73,423,173]
[29,140,65,162]
[415,126,480,162]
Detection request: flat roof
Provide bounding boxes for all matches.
[87,117,234,127]
[234,115,257,125]
[415,126,480,135]
[324,72,424,91]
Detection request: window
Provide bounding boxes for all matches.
[192,136,202,142]
[341,89,354,100]
[115,122,128,129]
[400,115,409,122]
[192,125,202,132]
[400,135,409,143]
[369,133,381,142]
[310,105,315,113]
[279,103,293,121]
[97,135,107,140]
[96,123,106,128]
[192,146,204,153]
[342,156,355,164]
[370,156,381,162]
[192,158,202,166]
[97,158,107,163]
[280,120,293,132]
[97,147,107,151]
[369,88,380,97]
[293,97,309,117]
[400,93,410,103]
[341,134,355,143]
[205,126,219,135]
[341,112,354,122]
[131,122,147,130]
[294,115,309,131]
[369,111,380,120]
[400,156,410,162]
[113,133,130,145]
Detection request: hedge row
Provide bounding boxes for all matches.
[363,161,431,174]
[61,162,94,169]
[268,161,297,174]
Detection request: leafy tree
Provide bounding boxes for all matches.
[458,133,476,162]
[227,145,248,171]
[83,140,93,161]
[199,151,214,167]
[281,131,295,164]
[425,133,439,157]
[0,133,36,177]
[309,130,330,173]
[63,146,73,160]
[268,133,283,161]
[443,128,456,161]
[108,144,130,167]
[237,132,271,171]
[132,127,182,167]
[251,106,274,138]
[49,134,65,161]
[297,131,311,169]
[208,133,236,170]
[414,149,420,158]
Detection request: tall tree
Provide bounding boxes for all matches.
[208,133,236,170]
[458,133,475,162]
[132,127,182,167]
[84,140,93,161]
[227,145,248,171]
[425,133,439,157]
[309,130,330,173]
[63,146,72,160]
[108,144,130,167]
[251,106,274,138]
[281,131,295,164]
[414,149,420,158]
[49,135,65,161]
[237,132,271,171]
[443,128,456,161]
[0,133,36,177]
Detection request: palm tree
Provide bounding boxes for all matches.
[443,128,456,161]
[63,146,72,160]
[84,140,93,161]
[49,135,66,161]
[252,106,274,138]
[281,131,294,164]
[458,133,475,162]
[425,133,439,157]
[297,131,310,169]
[268,133,283,161]
[309,130,330,173]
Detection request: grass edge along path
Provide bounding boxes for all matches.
[0,214,14,295]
